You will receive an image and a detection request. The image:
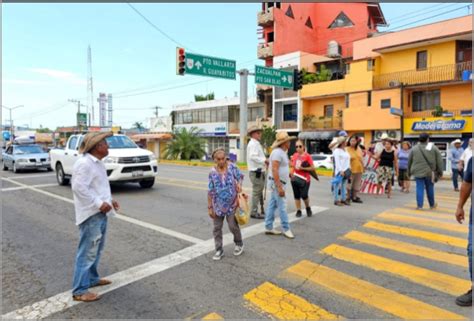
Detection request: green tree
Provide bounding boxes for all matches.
[164,127,206,160]
[194,92,215,102]
[260,125,277,156]
[133,122,145,132]
[37,125,52,133]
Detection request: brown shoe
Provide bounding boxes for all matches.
[91,278,112,287]
[72,292,101,302]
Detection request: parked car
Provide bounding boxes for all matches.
[2,142,52,173]
[311,154,333,169]
[50,134,158,188]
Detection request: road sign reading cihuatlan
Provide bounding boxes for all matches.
[255,65,294,88]
[176,48,236,80]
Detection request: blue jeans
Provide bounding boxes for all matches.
[415,177,435,208]
[265,184,290,232]
[72,213,108,296]
[451,168,463,190]
[332,175,347,202]
[468,207,472,281]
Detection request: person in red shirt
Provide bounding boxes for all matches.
[290,140,315,217]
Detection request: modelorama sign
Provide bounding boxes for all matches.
[411,119,466,131]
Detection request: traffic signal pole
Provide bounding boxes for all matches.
[239,69,249,163]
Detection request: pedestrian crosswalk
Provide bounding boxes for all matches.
[196,192,471,319]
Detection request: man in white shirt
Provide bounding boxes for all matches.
[71,132,120,302]
[246,125,268,219]
[458,138,473,172]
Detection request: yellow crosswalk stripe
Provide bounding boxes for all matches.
[286,260,466,320]
[364,221,467,248]
[243,281,339,320]
[202,312,223,320]
[390,208,454,220]
[321,244,471,296]
[376,213,468,234]
[342,230,468,267]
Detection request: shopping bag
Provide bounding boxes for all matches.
[235,193,250,226]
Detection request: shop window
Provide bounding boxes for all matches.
[283,103,297,121]
[324,105,334,117]
[380,99,391,109]
[285,5,294,19]
[329,12,354,29]
[367,59,375,71]
[416,51,427,70]
[305,17,313,29]
[367,91,372,107]
[412,90,440,112]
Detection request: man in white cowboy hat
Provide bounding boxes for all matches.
[265,131,297,239]
[71,131,119,302]
[246,125,268,219]
[449,138,465,191]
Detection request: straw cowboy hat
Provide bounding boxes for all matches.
[79,131,113,154]
[332,136,347,148]
[247,125,263,136]
[452,139,462,145]
[380,133,394,141]
[271,131,297,149]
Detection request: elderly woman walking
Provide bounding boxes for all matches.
[207,148,244,261]
[346,135,364,204]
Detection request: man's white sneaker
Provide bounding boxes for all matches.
[212,249,224,261]
[234,245,244,256]
[283,230,295,239]
[265,229,282,235]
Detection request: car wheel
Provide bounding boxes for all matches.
[47,167,53,172]
[139,178,155,189]
[13,162,19,173]
[2,161,8,171]
[56,163,70,186]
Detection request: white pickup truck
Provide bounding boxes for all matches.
[50,134,158,188]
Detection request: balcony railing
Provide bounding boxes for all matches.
[404,108,472,119]
[257,42,274,59]
[278,121,298,130]
[257,7,274,26]
[373,61,472,89]
[303,117,343,130]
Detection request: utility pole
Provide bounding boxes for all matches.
[2,105,24,141]
[153,106,163,118]
[239,69,249,162]
[68,99,86,131]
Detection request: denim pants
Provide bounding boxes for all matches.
[451,168,463,190]
[265,184,290,232]
[468,207,472,281]
[332,175,347,202]
[72,213,108,296]
[415,177,435,208]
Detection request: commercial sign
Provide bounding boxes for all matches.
[254,65,294,88]
[389,107,403,117]
[185,52,236,80]
[77,113,88,127]
[404,116,472,135]
[411,120,466,131]
[174,122,227,136]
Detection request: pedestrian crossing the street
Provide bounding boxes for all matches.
[200,192,471,319]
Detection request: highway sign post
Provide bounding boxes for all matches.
[184,52,236,80]
[254,65,294,89]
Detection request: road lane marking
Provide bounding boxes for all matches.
[364,221,467,248]
[1,205,327,319]
[202,312,223,320]
[390,208,454,220]
[1,177,204,244]
[285,260,465,320]
[1,173,55,180]
[243,282,339,320]
[1,183,58,192]
[320,244,471,296]
[376,213,468,234]
[342,230,467,267]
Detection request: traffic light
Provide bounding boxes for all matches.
[293,69,303,91]
[176,47,186,76]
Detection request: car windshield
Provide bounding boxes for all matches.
[312,155,327,161]
[106,136,137,149]
[14,145,45,154]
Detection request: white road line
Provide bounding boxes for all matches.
[1,173,56,180]
[1,177,204,244]
[1,205,327,319]
[2,183,58,192]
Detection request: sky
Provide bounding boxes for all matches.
[2,2,472,129]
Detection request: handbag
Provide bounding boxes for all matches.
[235,193,250,226]
[418,146,440,183]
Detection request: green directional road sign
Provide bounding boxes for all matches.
[254,65,294,89]
[77,113,87,127]
[185,52,236,80]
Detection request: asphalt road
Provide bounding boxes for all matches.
[1,164,471,319]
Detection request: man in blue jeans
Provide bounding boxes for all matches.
[71,132,120,302]
[455,158,472,306]
[449,139,464,191]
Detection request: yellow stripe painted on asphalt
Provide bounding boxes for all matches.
[243,282,339,320]
[342,230,467,268]
[390,208,454,220]
[202,312,223,320]
[321,244,470,296]
[376,213,468,234]
[364,221,467,248]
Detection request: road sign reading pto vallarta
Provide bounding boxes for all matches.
[255,65,294,89]
[185,52,236,80]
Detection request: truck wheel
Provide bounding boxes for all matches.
[2,161,7,171]
[139,178,155,189]
[13,162,19,173]
[56,163,70,186]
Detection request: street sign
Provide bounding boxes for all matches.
[77,113,88,127]
[185,52,236,80]
[390,107,403,117]
[254,65,294,88]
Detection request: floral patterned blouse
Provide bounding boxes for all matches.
[208,162,243,217]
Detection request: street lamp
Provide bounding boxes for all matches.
[2,105,24,141]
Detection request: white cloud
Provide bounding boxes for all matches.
[28,68,87,86]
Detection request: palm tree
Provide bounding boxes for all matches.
[164,127,206,160]
[133,122,145,132]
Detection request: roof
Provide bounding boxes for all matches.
[131,133,173,141]
[367,3,387,27]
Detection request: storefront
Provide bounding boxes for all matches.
[404,116,473,174]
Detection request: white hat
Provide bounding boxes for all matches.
[452,139,462,144]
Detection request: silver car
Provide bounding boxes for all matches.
[2,144,52,173]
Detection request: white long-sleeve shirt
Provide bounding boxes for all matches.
[71,154,113,225]
[333,148,350,175]
[246,138,266,172]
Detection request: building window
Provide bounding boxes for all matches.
[380,99,391,109]
[248,106,264,122]
[324,105,334,117]
[267,32,274,42]
[416,51,427,70]
[345,63,350,74]
[285,5,294,19]
[305,17,313,29]
[328,12,354,29]
[367,91,372,107]
[283,103,297,121]
[367,59,375,71]
[412,90,440,112]
[345,95,349,108]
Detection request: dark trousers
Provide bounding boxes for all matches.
[451,168,463,190]
[213,214,242,251]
